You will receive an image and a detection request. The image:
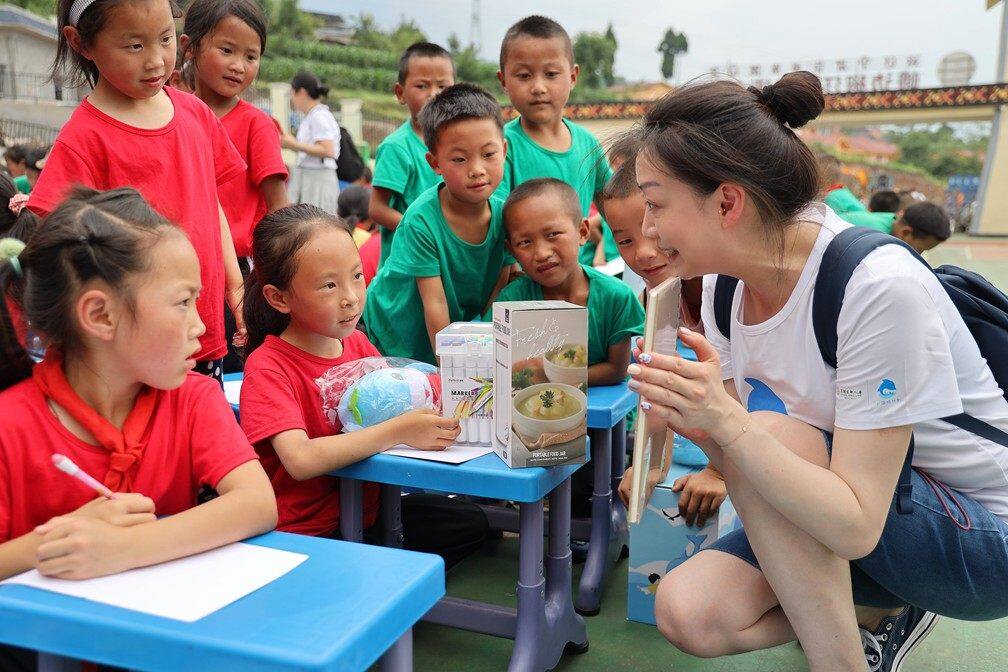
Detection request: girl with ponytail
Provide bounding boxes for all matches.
[240,204,487,566]
[0,187,276,594]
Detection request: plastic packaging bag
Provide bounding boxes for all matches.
[315,357,441,432]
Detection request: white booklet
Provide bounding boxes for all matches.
[384,443,494,464]
[1,541,307,622]
[628,276,681,524]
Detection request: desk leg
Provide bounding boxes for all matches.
[611,418,629,556]
[577,426,613,615]
[546,477,588,656]
[382,485,404,548]
[37,653,78,672]
[339,478,364,542]
[507,499,548,672]
[379,630,412,672]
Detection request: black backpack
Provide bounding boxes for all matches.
[336,126,365,183]
[713,227,1008,514]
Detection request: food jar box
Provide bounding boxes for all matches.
[492,301,588,468]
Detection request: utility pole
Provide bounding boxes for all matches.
[469,0,482,52]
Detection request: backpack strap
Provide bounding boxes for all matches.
[811,227,926,514]
[713,275,740,341]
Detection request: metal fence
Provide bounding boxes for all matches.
[0,72,85,103]
[240,84,271,114]
[0,117,59,146]
[359,108,402,150]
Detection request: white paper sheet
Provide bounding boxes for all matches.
[223,379,242,406]
[1,542,307,622]
[383,443,493,464]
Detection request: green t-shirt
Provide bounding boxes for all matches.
[372,120,443,264]
[494,118,618,265]
[824,187,865,216]
[364,185,510,365]
[839,210,895,234]
[12,175,30,195]
[483,264,644,366]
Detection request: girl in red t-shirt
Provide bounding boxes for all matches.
[30,0,250,382]
[240,205,487,566]
[179,0,289,259]
[0,187,277,584]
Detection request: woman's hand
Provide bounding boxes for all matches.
[628,327,747,446]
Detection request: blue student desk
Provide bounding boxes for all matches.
[0,531,444,672]
[332,450,589,672]
[578,383,639,616]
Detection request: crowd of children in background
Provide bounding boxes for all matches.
[0,0,963,668]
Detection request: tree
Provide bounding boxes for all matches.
[274,0,316,39]
[354,15,427,53]
[388,17,427,54]
[447,33,463,55]
[573,30,617,89]
[9,0,57,17]
[887,124,985,179]
[657,28,688,81]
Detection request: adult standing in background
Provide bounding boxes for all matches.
[283,71,340,212]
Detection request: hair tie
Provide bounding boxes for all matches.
[68,0,99,26]
[749,84,787,126]
[0,237,26,277]
[8,193,28,215]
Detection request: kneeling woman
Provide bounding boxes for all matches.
[625,72,1008,672]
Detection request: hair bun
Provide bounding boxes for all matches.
[317,84,330,97]
[749,71,824,129]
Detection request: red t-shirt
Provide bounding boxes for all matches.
[27,88,246,361]
[0,373,257,541]
[240,332,382,536]
[218,100,288,258]
[359,230,380,287]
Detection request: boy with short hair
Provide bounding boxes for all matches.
[3,145,31,194]
[370,42,456,264]
[364,83,512,365]
[892,201,952,255]
[495,15,618,268]
[868,189,901,214]
[602,155,728,528]
[488,177,643,386]
[491,177,643,519]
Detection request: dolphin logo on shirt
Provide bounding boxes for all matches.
[877,379,897,400]
[744,378,788,415]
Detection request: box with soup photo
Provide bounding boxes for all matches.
[492,301,588,468]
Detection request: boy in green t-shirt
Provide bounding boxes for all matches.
[494,15,617,268]
[487,177,643,387]
[364,84,512,365]
[491,177,642,519]
[370,42,456,264]
[3,145,31,194]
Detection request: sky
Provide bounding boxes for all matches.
[300,0,1005,88]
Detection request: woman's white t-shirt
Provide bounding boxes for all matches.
[296,104,340,170]
[702,203,1008,520]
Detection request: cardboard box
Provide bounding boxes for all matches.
[436,322,494,446]
[627,464,742,625]
[492,301,588,468]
